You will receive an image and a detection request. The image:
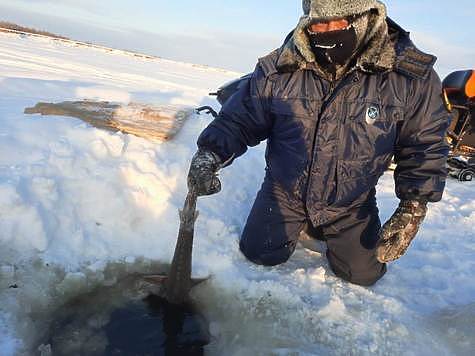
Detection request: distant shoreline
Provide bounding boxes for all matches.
[0,21,69,40]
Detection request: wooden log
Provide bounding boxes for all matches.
[24,100,194,141]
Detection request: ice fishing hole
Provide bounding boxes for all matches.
[38,278,210,356]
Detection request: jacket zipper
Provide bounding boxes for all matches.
[305,71,358,206]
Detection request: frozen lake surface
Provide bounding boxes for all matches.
[0,31,474,355]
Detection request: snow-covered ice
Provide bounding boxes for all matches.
[0,31,474,355]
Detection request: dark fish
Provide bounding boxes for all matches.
[144,188,207,305]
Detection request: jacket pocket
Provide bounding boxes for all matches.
[267,98,315,187]
[340,100,400,161]
[335,159,381,206]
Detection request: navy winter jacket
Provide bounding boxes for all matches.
[197,21,450,227]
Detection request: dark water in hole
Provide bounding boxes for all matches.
[104,295,209,355]
[41,277,210,356]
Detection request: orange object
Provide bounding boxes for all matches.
[466,70,475,99]
[309,18,349,33]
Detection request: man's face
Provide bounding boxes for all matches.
[308,18,349,33]
[306,16,357,69]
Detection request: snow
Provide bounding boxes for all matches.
[0,31,474,355]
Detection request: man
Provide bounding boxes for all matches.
[188,0,450,286]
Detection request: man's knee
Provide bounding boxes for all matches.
[326,249,387,286]
[331,264,387,286]
[239,237,296,267]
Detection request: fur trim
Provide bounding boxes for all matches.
[352,12,370,48]
[278,1,396,80]
[303,0,378,19]
[357,2,396,73]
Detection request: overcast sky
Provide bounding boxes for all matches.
[0,0,474,76]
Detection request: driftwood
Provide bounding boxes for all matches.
[24,101,193,141]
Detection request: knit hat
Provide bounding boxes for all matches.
[302,0,379,20]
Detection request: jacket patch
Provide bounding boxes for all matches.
[365,106,380,125]
[395,47,436,80]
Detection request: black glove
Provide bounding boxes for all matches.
[376,199,428,263]
[187,149,222,196]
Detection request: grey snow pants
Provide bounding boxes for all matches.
[239,179,387,286]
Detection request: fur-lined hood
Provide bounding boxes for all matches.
[276,1,396,80]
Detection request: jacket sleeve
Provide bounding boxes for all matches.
[394,69,451,202]
[197,63,273,164]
